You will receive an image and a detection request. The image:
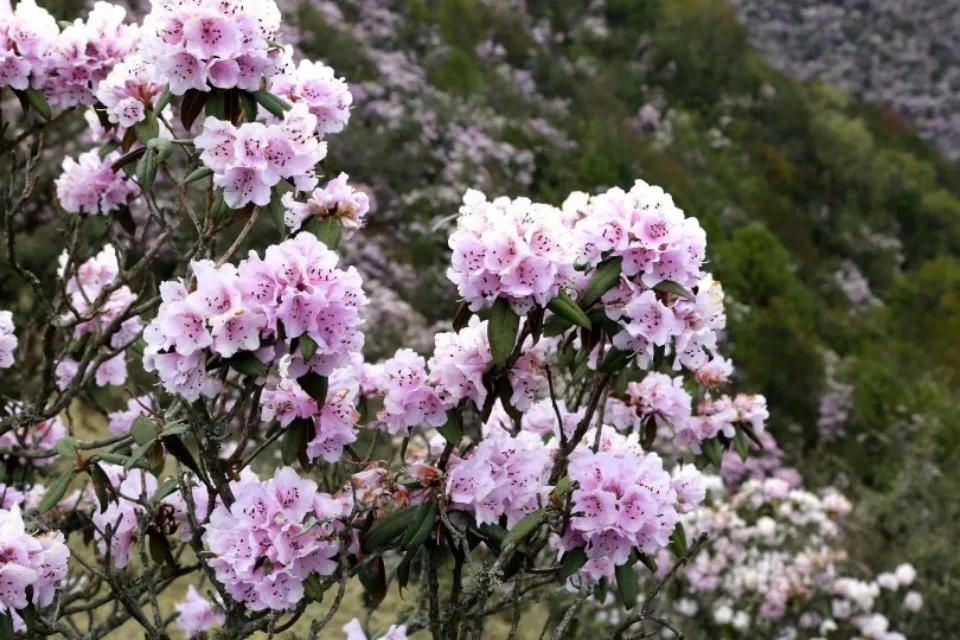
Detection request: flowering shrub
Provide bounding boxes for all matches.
[652,476,923,640]
[0,0,923,638]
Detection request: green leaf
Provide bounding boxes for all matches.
[702,437,724,468]
[502,508,546,549]
[361,506,418,552]
[488,298,520,369]
[180,88,207,130]
[580,256,623,307]
[452,301,473,331]
[253,89,292,118]
[88,463,116,513]
[152,477,179,503]
[131,416,157,446]
[134,113,160,145]
[125,440,158,470]
[738,421,764,448]
[205,89,225,119]
[94,453,129,466]
[55,436,77,458]
[560,548,588,578]
[653,279,695,301]
[358,557,387,608]
[160,421,188,437]
[1,611,15,640]
[598,347,634,373]
[551,476,575,500]
[38,469,76,514]
[547,291,592,329]
[161,435,203,477]
[303,574,326,602]
[542,313,573,337]
[110,147,147,172]
[669,522,688,559]
[304,216,341,248]
[437,411,462,445]
[183,166,214,185]
[240,90,259,123]
[136,146,157,192]
[281,419,314,468]
[299,335,318,361]
[297,372,328,405]
[153,87,172,113]
[23,88,52,120]
[733,428,750,461]
[404,500,438,552]
[268,188,286,235]
[615,561,639,609]
[637,552,658,573]
[148,530,176,568]
[476,523,508,553]
[148,137,174,166]
[227,351,267,378]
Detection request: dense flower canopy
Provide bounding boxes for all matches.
[0,0,926,638]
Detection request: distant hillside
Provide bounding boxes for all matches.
[731,0,960,159]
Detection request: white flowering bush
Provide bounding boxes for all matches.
[0,0,922,638]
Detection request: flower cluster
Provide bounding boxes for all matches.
[55,245,142,388]
[55,150,140,215]
[174,585,223,638]
[195,106,326,208]
[447,189,577,313]
[35,2,138,108]
[143,232,366,401]
[202,467,348,611]
[270,57,353,135]
[260,362,360,463]
[375,348,447,435]
[427,317,492,407]
[445,430,554,527]
[0,310,16,368]
[0,0,58,92]
[553,430,703,581]
[91,465,156,568]
[282,173,370,235]
[0,506,70,623]
[676,393,769,452]
[139,0,282,95]
[663,477,920,639]
[95,55,167,129]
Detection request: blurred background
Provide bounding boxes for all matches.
[3,0,959,637]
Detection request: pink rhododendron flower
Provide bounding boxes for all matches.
[202,467,347,611]
[196,105,326,208]
[376,348,447,435]
[282,172,370,234]
[270,57,352,135]
[0,0,57,91]
[91,466,157,568]
[35,2,138,108]
[447,189,576,313]
[55,150,139,215]
[139,0,281,95]
[0,506,70,614]
[445,430,554,527]
[553,430,697,581]
[174,585,223,638]
[95,54,166,129]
